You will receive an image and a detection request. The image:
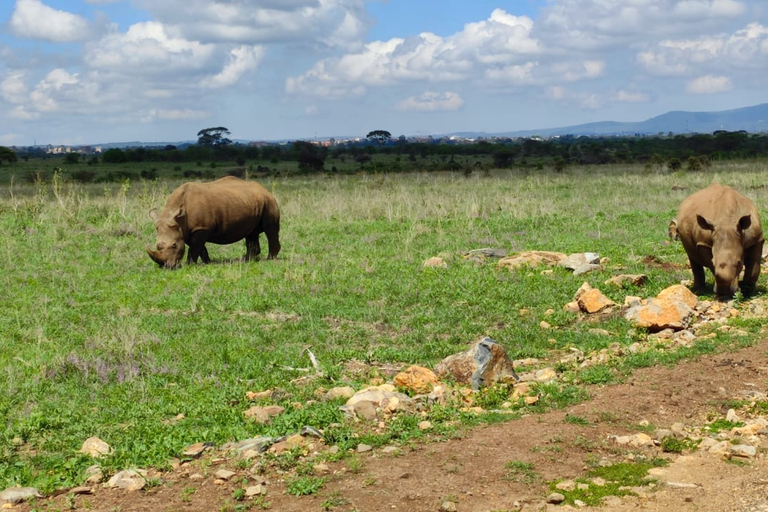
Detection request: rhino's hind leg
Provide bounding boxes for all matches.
[264,222,280,260]
[741,241,764,295]
[245,233,262,261]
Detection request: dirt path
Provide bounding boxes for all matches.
[16,343,768,512]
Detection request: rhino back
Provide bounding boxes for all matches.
[183,177,278,244]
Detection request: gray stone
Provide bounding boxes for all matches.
[83,465,104,484]
[182,442,212,458]
[322,386,356,401]
[573,263,601,275]
[434,337,519,390]
[560,252,600,270]
[106,469,147,491]
[440,501,458,512]
[0,487,42,504]
[731,444,757,458]
[224,436,275,454]
[357,443,373,453]
[80,436,113,458]
[547,492,565,504]
[214,469,236,480]
[245,484,267,497]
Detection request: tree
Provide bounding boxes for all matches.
[197,127,232,147]
[366,130,391,145]
[0,146,18,165]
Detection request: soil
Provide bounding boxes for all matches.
[14,343,768,512]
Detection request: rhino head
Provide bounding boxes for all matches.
[147,207,186,269]
[697,213,751,297]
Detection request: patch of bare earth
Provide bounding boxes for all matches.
[16,343,768,512]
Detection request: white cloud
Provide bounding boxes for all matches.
[615,90,650,102]
[286,9,541,98]
[686,74,733,93]
[9,0,90,43]
[396,91,464,112]
[138,0,370,49]
[144,108,210,121]
[0,72,29,104]
[202,46,265,88]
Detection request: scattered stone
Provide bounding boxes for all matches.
[591,477,607,487]
[612,433,654,448]
[214,469,236,481]
[322,386,356,402]
[726,409,741,423]
[555,480,576,491]
[382,446,399,454]
[0,487,42,504]
[245,389,274,401]
[605,274,648,287]
[539,321,551,329]
[498,251,567,270]
[573,263,601,275]
[423,257,448,268]
[574,499,587,508]
[730,445,757,458]
[601,496,624,507]
[313,463,331,476]
[357,444,373,453]
[243,405,285,424]
[440,501,458,512]
[393,365,439,394]
[418,421,432,431]
[189,473,204,481]
[223,436,275,455]
[434,337,519,390]
[106,470,148,491]
[574,283,616,314]
[69,486,93,495]
[560,252,600,270]
[351,400,378,421]
[245,484,267,497]
[708,441,732,458]
[182,442,212,458]
[657,284,699,309]
[80,436,113,458]
[547,492,565,504]
[83,465,104,484]
[535,368,557,383]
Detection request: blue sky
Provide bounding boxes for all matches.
[1,0,767,146]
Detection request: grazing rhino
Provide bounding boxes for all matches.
[675,183,763,297]
[147,176,280,269]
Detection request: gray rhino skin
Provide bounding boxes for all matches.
[147,176,280,269]
[675,183,763,297]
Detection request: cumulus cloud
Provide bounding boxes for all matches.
[287,9,540,97]
[144,108,210,121]
[9,0,91,43]
[0,72,29,104]
[138,0,370,49]
[202,45,265,88]
[615,90,650,103]
[686,74,733,93]
[397,91,464,112]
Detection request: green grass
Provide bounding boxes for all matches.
[2,162,768,492]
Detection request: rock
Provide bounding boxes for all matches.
[560,252,600,270]
[556,480,576,491]
[0,487,42,504]
[602,496,624,507]
[547,492,566,504]
[393,365,439,394]
[352,400,378,420]
[83,465,104,484]
[539,320,551,329]
[313,463,331,476]
[182,442,212,458]
[434,337,519,390]
[731,445,757,458]
[245,389,274,400]
[322,386,356,401]
[69,486,93,495]
[245,484,267,497]
[106,470,148,491]
[223,436,274,454]
[605,274,648,287]
[214,469,236,481]
[382,446,399,454]
[534,368,557,383]
[346,385,414,420]
[612,433,654,448]
[657,284,699,309]
[624,298,694,332]
[573,283,616,313]
[357,443,373,453]
[708,440,732,458]
[243,405,285,424]
[418,421,432,430]
[726,408,741,422]
[573,263,601,275]
[440,501,458,512]
[464,248,508,260]
[80,436,113,458]
[423,257,448,268]
[498,251,567,270]
[733,418,768,436]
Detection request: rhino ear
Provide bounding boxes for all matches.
[738,214,752,231]
[696,214,714,231]
[149,208,160,221]
[172,206,185,221]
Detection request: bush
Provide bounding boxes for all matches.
[69,170,96,183]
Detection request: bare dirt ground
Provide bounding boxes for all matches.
[15,342,768,512]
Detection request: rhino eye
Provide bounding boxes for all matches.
[157,243,165,250]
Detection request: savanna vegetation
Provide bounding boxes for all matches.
[2,146,768,496]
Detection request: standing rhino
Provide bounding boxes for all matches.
[147,176,280,269]
[675,183,763,297]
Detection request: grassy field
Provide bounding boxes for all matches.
[2,160,768,493]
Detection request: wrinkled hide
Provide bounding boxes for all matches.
[675,183,763,298]
[147,176,280,269]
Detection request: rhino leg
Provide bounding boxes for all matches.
[187,244,210,264]
[741,241,764,294]
[690,261,707,292]
[264,223,280,260]
[245,234,262,261]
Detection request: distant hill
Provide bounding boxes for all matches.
[450,103,768,139]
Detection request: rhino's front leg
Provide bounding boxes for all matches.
[741,241,764,294]
[690,260,707,292]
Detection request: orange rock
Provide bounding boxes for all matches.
[577,288,616,314]
[624,298,694,332]
[498,251,568,270]
[393,365,439,394]
[657,284,698,309]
